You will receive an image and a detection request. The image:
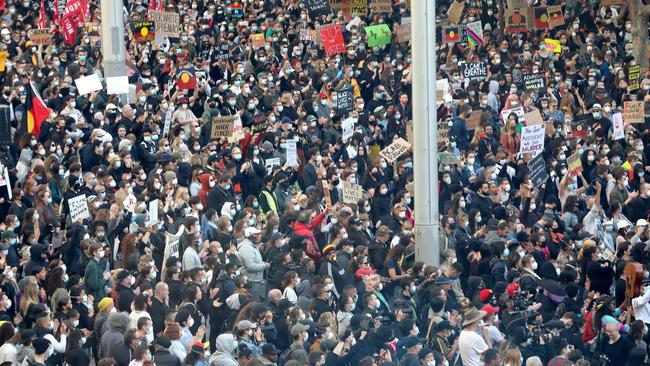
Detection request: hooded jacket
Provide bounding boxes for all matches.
[197,173,212,208]
[237,238,266,282]
[99,312,130,359]
[292,211,327,261]
[209,334,238,366]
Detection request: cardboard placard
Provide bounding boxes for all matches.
[68,194,90,222]
[28,29,52,45]
[342,117,355,141]
[337,88,354,114]
[148,10,180,38]
[547,6,564,28]
[379,138,411,163]
[134,21,156,43]
[250,33,265,49]
[524,109,544,126]
[612,112,624,140]
[544,38,561,53]
[350,0,369,16]
[466,110,482,130]
[342,181,364,204]
[228,1,245,18]
[624,101,644,123]
[406,121,413,145]
[505,8,530,33]
[628,65,641,92]
[448,2,465,24]
[528,153,548,187]
[439,151,461,165]
[569,115,589,138]
[396,23,411,43]
[466,21,483,46]
[437,120,450,146]
[365,24,392,47]
[306,0,332,17]
[523,73,545,91]
[461,61,488,79]
[369,0,392,13]
[533,7,550,29]
[519,124,545,157]
[211,116,236,139]
[74,74,103,95]
[286,140,298,166]
[322,180,332,207]
[214,44,231,61]
[320,24,346,56]
[567,153,583,177]
[229,115,244,143]
[299,28,318,42]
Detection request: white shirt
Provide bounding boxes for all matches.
[283,286,297,305]
[459,329,489,366]
[0,343,17,364]
[633,289,650,324]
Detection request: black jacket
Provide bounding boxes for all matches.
[153,349,181,366]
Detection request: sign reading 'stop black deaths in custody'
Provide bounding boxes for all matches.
[523,73,545,91]
[461,62,488,79]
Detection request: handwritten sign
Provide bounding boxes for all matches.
[448,2,464,24]
[148,199,159,226]
[466,21,484,46]
[342,117,355,141]
[438,120,450,146]
[461,61,487,79]
[544,38,561,53]
[68,194,90,222]
[306,0,332,17]
[320,24,345,56]
[439,151,461,165]
[266,158,281,175]
[396,23,411,43]
[250,33,265,49]
[624,101,644,123]
[342,181,364,204]
[229,115,244,143]
[523,73,545,91]
[379,138,411,163]
[337,88,354,114]
[211,116,236,139]
[524,109,544,126]
[505,8,529,33]
[322,180,332,208]
[370,0,392,13]
[365,24,392,47]
[286,140,298,166]
[133,21,156,43]
[350,0,368,16]
[148,11,179,38]
[519,124,545,157]
[547,6,564,28]
[567,153,583,177]
[28,29,52,45]
[612,112,624,140]
[528,153,548,187]
[214,44,231,61]
[299,28,318,42]
[628,65,641,92]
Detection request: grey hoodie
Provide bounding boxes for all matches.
[99,312,130,359]
[237,238,267,282]
[209,334,238,366]
[487,80,501,113]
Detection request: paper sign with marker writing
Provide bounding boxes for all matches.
[524,109,544,125]
[286,140,298,166]
[68,194,90,222]
[342,181,364,204]
[211,116,236,140]
[612,112,624,140]
[342,117,355,141]
[519,124,545,157]
[250,33,265,49]
[74,74,103,95]
[106,76,129,94]
[364,24,392,47]
[624,101,644,123]
[148,199,159,226]
[567,153,583,177]
[379,138,411,163]
[320,24,345,56]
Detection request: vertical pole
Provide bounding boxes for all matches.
[100,0,127,102]
[412,0,439,266]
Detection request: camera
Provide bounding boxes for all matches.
[512,291,534,311]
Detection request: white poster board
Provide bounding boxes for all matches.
[519,124,545,157]
[612,112,624,140]
[74,74,103,95]
[342,117,355,141]
[286,140,298,166]
[148,199,159,226]
[68,194,90,222]
[106,76,129,94]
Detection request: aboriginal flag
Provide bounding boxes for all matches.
[176,67,197,90]
[134,21,155,43]
[443,26,459,42]
[533,7,550,29]
[22,81,50,137]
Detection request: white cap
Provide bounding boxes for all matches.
[105,103,117,110]
[637,219,648,227]
[244,227,261,237]
[617,221,631,230]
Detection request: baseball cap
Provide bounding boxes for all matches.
[244,227,261,237]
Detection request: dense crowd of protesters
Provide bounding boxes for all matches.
[0,0,649,365]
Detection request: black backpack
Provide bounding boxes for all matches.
[277,343,302,366]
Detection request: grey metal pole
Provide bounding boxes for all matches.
[100,0,127,103]
[412,0,439,266]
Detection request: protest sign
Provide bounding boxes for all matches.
[214,44,231,61]
[106,76,129,94]
[532,7,550,29]
[229,115,244,142]
[448,2,464,24]
[329,0,350,15]
[438,120,450,146]
[342,117,355,141]
[266,158,281,175]
[342,181,364,204]
[628,65,641,91]
[544,38,561,53]
[148,199,159,226]
[0,51,7,72]
[396,23,411,43]
[299,28,318,42]
[134,21,155,43]
[211,116,236,140]
[461,61,488,80]
[286,140,298,166]
[370,0,392,13]
[163,225,184,271]
[519,124,545,157]
[567,153,583,177]
[505,8,529,33]
[379,138,411,163]
[148,10,179,38]
[528,153,548,187]
[162,110,172,137]
[350,0,368,16]
[322,180,332,208]
[442,26,460,43]
[466,110,482,130]
[500,106,525,123]
[547,6,564,28]
[74,74,103,95]
[365,24,392,47]
[337,88,354,114]
[436,78,452,105]
[250,33,265,49]
[569,115,589,138]
[524,109,544,126]
[68,194,90,222]
[439,152,461,165]
[0,163,11,200]
[612,112,624,140]
[624,101,644,123]
[28,29,52,45]
[406,121,413,145]
[466,21,484,46]
[306,0,332,17]
[320,24,345,56]
[523,73,545,91]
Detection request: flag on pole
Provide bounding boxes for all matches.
[22,81,50,137]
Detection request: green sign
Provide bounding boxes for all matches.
[364,24,392,47]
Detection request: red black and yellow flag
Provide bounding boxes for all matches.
[22,81,50,137]
[134,21,155,43]
[533,7,550,30]
[442,26,460,43]
[176,67,197,90]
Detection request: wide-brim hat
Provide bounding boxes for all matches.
[462,308,487,327]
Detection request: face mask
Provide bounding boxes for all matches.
[531,262,538,270]
[476,216,482,223]
[398,211,406,219]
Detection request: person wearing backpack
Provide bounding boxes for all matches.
[278,323,310,366]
